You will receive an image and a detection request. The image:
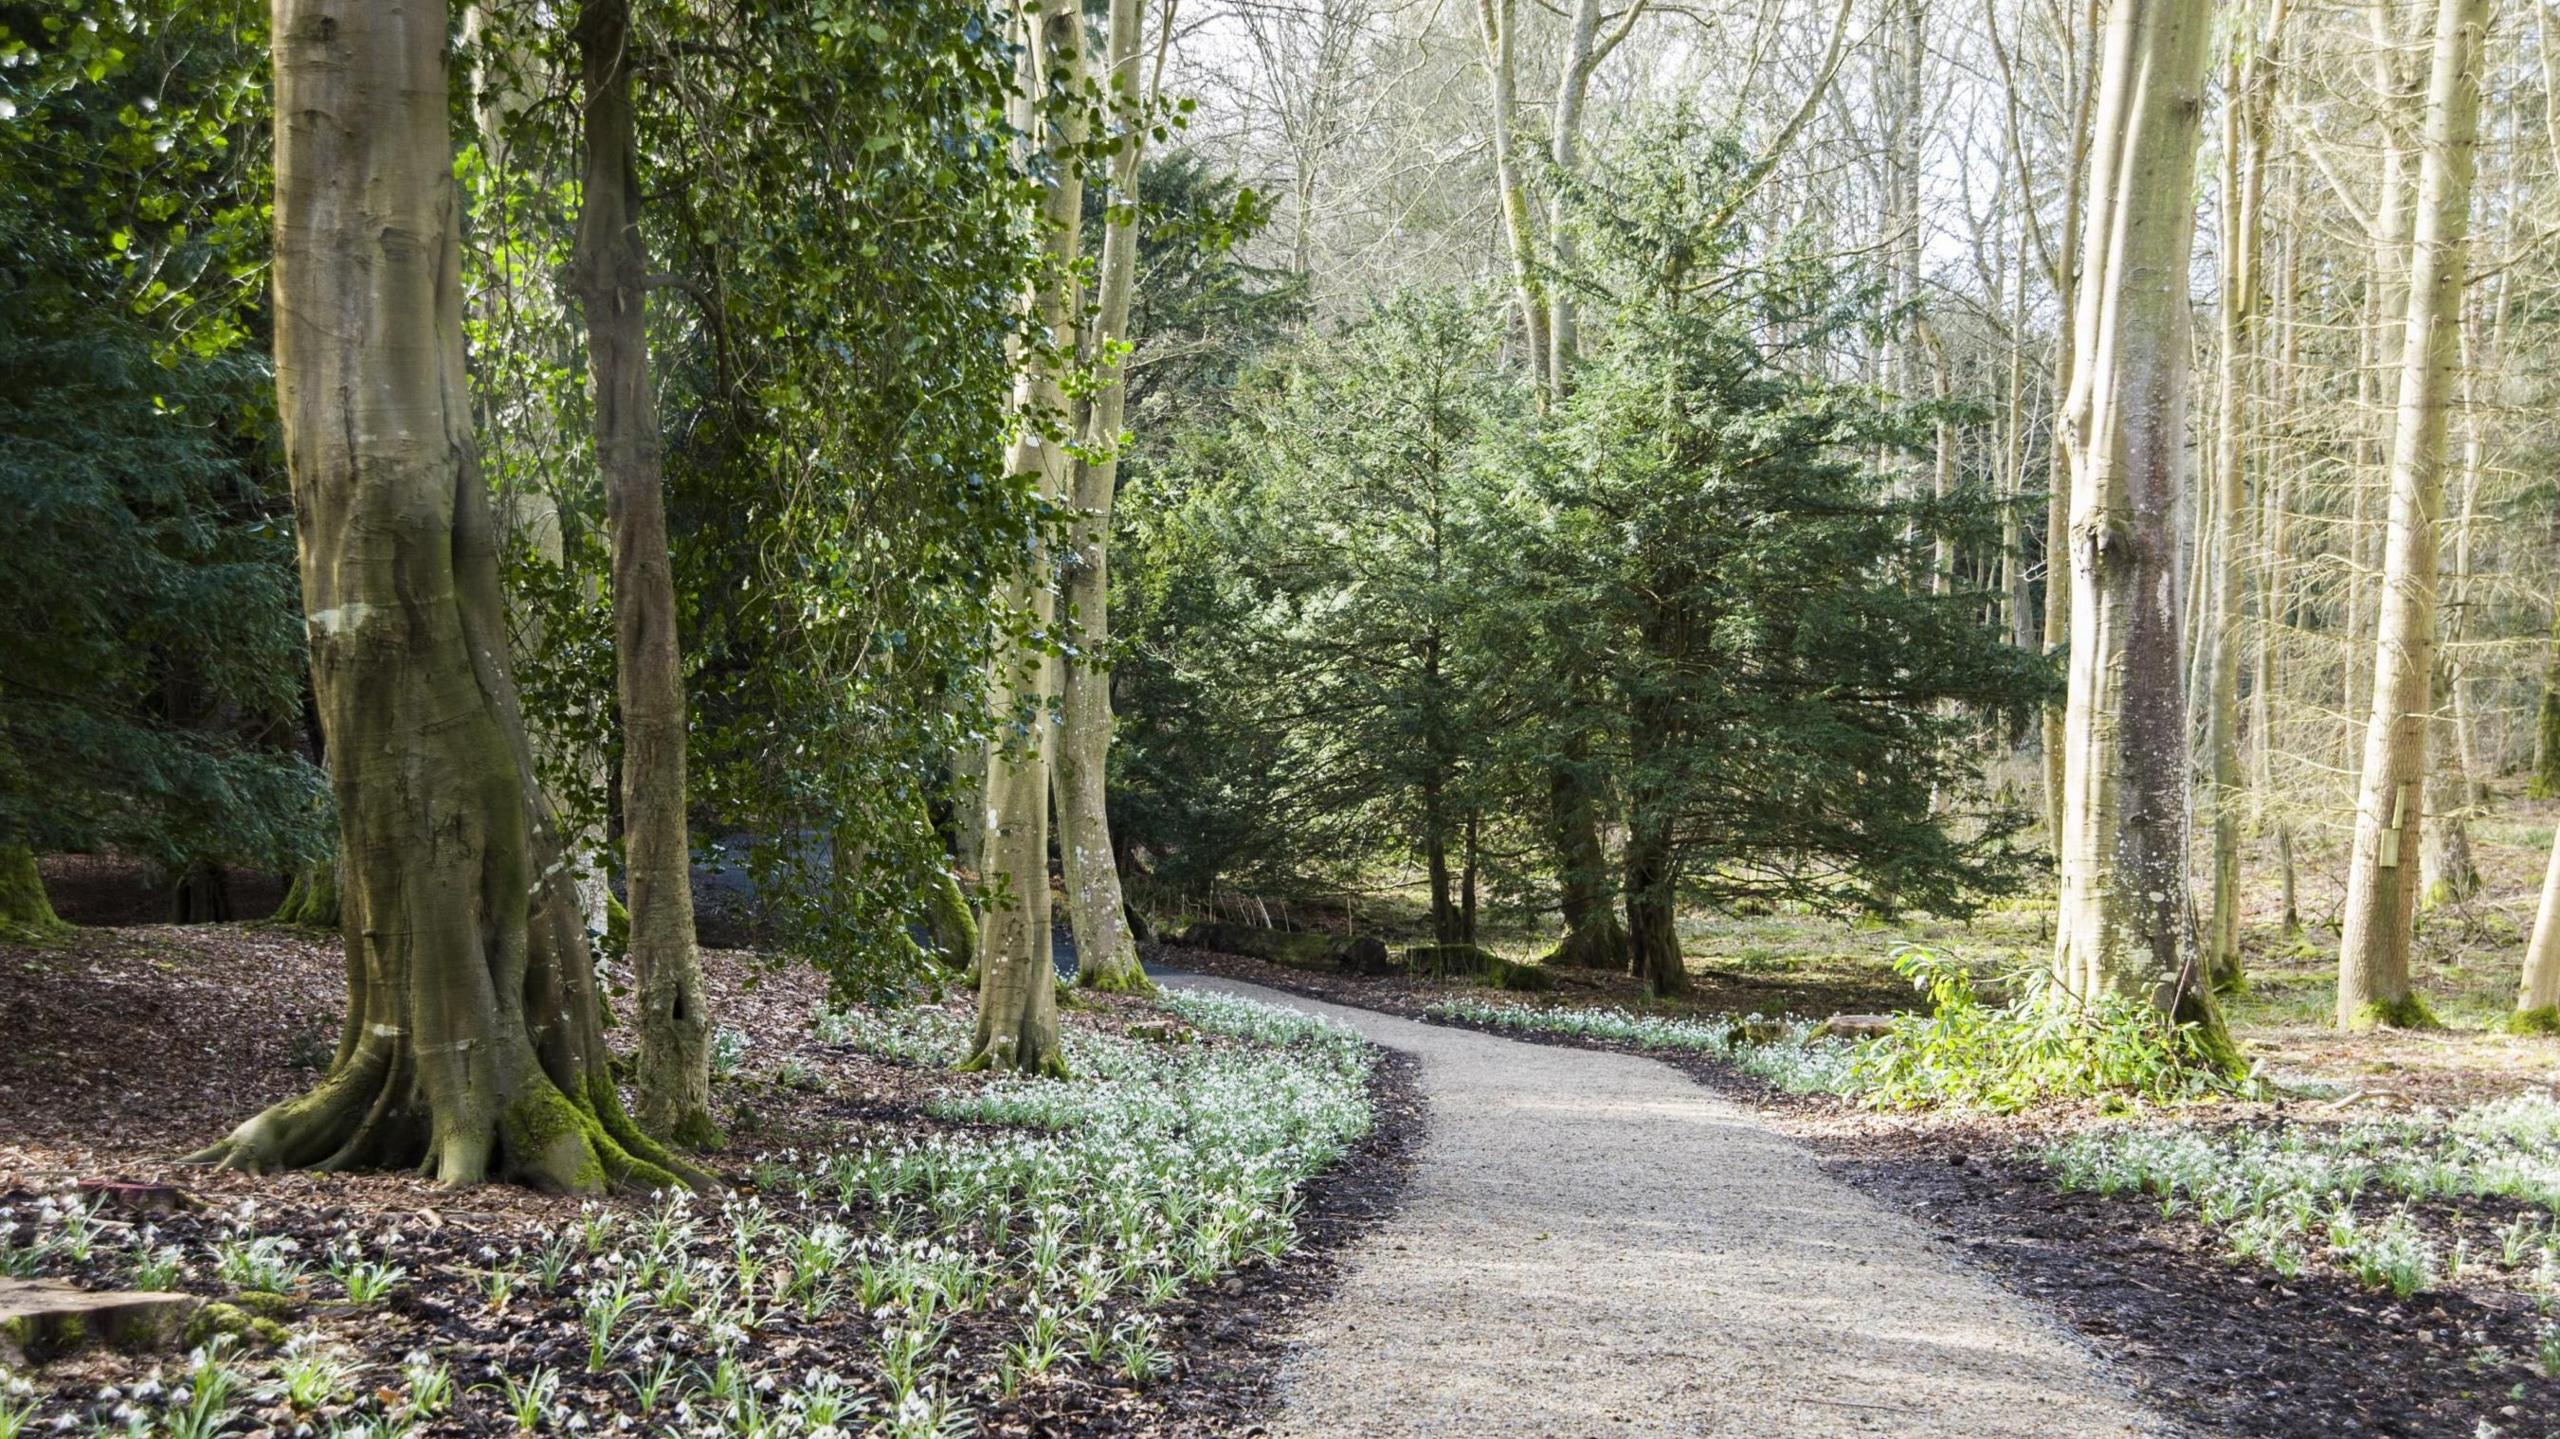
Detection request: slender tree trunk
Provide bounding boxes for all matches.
[2252,190,2300,924]
[968,0,1084,1076]
[1473,0,1549,401]
[2205,6,2274,990]
[463,3,614,947]
[2042,0,2103,847]
[1424,768,1457,946]
[2421,295,2492,906]
[2532,600,2560,798]
[0,845,66,940]
[1622,810,1683,997]
[1546,0,1643,383]
[204,0,698,1192]
[2518,823,2560,1028]
[1057,0,1150,993]
[2049,0,2231,1057]
[573,0,717,1149]
[1535,3,1637,974]
[1545,731,1627,967]
[2345,0,2419,774]
[2336,0,2487,1030]
[1460,812,1479,946]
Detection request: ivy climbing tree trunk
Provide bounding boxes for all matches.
[968,0,1084,1076]
[200,0,699,1193]
[574,0,718,1148]
[1056,0,1150,994]
[2048,0,2232,1056]
[2336,0,2487,1031]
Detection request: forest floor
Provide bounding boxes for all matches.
[0,913,1421,1437]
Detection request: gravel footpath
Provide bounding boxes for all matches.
[1165,974,2184,1439]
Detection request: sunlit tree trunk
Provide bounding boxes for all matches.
[2336,0,2487,1030]
[2049,0,2230,1054]
[2420,285,2496,908]
[969,0,1085,1076]
[2344,0,2420,774]
[2519,821,2560,1028]
[573,0,717,1148]
[2204,2,2276,990]
[1056,0,1151,994]
[2252,192,2300,936]
[1539,0,1638,973]
[1546,0,1643,384]
[203,0,698,1191]
[1472,0,1548,400]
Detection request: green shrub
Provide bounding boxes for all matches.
[1851,947,2249,1113]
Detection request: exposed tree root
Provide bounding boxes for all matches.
[191,1060,708,1194]
[957,1037,1071,1079]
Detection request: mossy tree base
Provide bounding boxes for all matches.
[925,869,977,967]
[1542,918,1630,972]
[2505,1005,2560,1037]
[2345,993,2442,1033]
[1078,962,1156,996]
[195,1060,701,1194]
[0,844,71,944]
[956,1041,1071,1079]
[269,860,341,929]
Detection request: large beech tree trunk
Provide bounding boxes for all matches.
[2336,0,2487,1030]
[1056,0,1149,994]
[968,0,1085,1076]
[2048,0,2230,1055]
[573,0,717,1147]
[202,0,695,1192]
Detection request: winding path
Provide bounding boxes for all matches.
[1165,974,2180,1439]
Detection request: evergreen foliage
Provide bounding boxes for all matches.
[0,0,323,880]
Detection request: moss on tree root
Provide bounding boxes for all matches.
[2505,1005,2560,1037]
[0,844,71,943]
[2346,993,2442,1032]
[196,1064,706,1195]
[956,1038,1071,1079]
[1078,961,1156,996]
[268,860,340,929]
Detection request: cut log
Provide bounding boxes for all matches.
[1822,1013,1898,1040]
[0,1279,198,1365]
